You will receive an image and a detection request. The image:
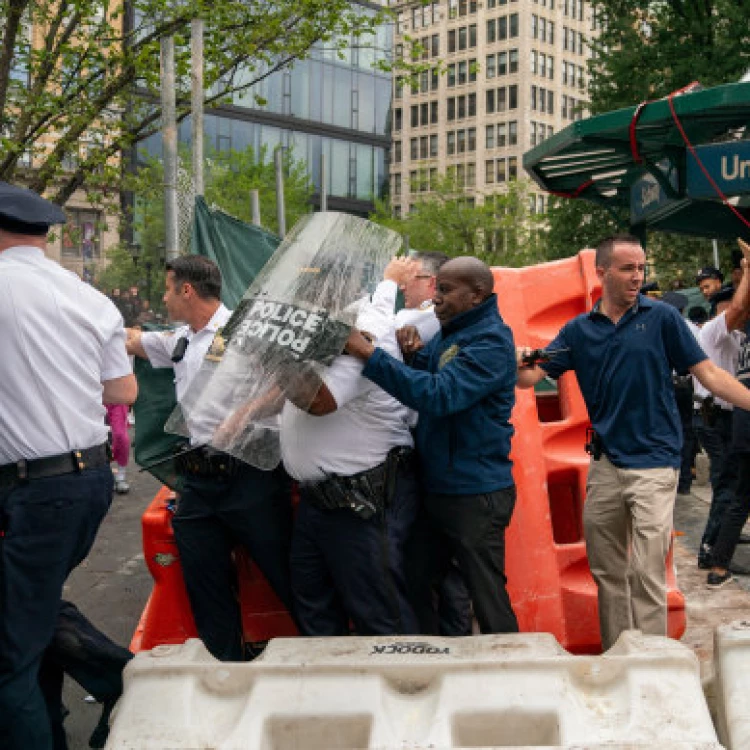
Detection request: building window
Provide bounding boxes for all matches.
[486,159,495,184]
[466,162,476,186]
[468,93,476,116]
[509,120,518,145]
[509,49,519,73]
[467,127,476,151]
[487,54,496,79]
[509,156,518,179]
[457,95,466,119]
[393,174,401,197]
[469,58,477,83]
[498,122,507,146]
[420,102,429,125]
[430,100,439,124]
[487,19,496,43]
[469,24,477,47]
[410,106,419,128]
[394,108,402,131]
[432,34,440,57]
[430,134,438,157]
[410,138,418,160]
[531,49,538,74]
[447,131,456,155]
[63,209,102,260]
[498,51,507,75]
[457,129,466,153]
[448,63,456,87]
[497,158,507,182]
[486,124,495,149]
[420,136,429,159]
[486,89,495,114]
[447,97,456,121]
[508,85,517,109]
[458,61,467,85]
[394,141,402,163]
[459,26,467,50]
[448,29,456,53]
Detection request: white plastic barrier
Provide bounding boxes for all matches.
[713,619,750,750]
[107,632,721,749]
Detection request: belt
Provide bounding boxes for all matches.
[301,446,414,519]
[174,446,240,477]
[0,444,110,488]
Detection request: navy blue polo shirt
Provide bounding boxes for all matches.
[541,294,706,469]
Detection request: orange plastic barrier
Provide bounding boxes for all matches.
[131,485,296,653]
[497,249,685,653]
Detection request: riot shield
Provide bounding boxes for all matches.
[165,212,402,469]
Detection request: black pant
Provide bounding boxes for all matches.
[695,410,739,552]
[407,486,518,635]
[171,463,293,661]
[0,467,112,750]
[710,454,750,569]
[40,601,133,750]
[290,466,419,636]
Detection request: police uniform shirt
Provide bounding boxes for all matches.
[395,298,441,344]
[280,280,413,481]
[0,246,132,463]
[140,304,231,401]
[140,304,231,443]
[695,311,744,411]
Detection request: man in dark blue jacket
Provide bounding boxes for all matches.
[346,256,518,634]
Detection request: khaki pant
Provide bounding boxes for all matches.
[583,454,678,650]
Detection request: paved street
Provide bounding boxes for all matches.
[58,447,750,748]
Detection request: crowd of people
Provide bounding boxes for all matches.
[3,178,750,750]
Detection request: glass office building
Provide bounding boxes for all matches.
[141,14,393,216]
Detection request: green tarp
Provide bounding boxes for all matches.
[132,199,280,488]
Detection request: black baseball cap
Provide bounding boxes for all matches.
[0,181,66,235]
[695,266,724,284]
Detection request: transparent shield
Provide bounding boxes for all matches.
[164,212,402,469]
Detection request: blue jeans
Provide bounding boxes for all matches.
[695,410,739,552]
[290,464,419,636]
[172,463,293,661]
[0,467,112,750]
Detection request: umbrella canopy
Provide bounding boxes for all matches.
[523,82,750,239]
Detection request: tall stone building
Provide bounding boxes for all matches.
[389,0,596,217]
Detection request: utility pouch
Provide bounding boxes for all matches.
[585,427,603,461]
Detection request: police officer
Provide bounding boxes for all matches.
[126,256,294,661]
[278,273,419,636]
[0,182,137,750]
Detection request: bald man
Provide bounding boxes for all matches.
[346,257,519,634]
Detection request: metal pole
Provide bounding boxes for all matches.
[713,239,720,269]
[320,152,327,212]
[250,190,261,226]
[161,35,179,260]
[191,18,204,197]
[274,147,286,238]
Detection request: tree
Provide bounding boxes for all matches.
[370,174,545,267]
[588,0,750,116]
[0,0,389,205]
[542,197,621,260]
[96,143,313,300]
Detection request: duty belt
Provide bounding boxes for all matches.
[301,446,414,520]
[174,446,241,478]
[0,443,111,489]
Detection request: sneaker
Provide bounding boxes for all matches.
[115,478,130,494]
[707,571,733,589]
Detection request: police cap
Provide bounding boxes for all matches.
[695,266,724,284]
[0,181,66,236]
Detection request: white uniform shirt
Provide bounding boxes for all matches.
[140,304,231,443]
[695,311,744,410]
[395,299,441,343]
[280,280,413,481]
[0,246,132,463]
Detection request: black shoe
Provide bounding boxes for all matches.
[707,571,733,589]
[677,486,691,496]
[737,534,750,545]
[698,544,712,569]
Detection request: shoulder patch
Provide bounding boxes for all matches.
[439,343,460,369]
[205,328,226,362]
